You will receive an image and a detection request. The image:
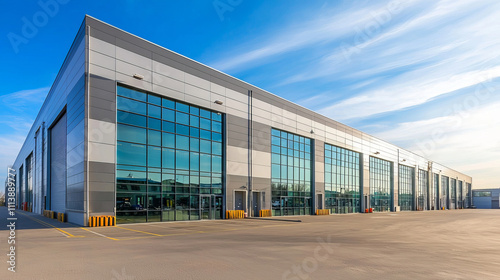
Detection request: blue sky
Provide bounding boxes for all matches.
[1,0,499,188]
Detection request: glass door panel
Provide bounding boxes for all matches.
[200,195,212,219]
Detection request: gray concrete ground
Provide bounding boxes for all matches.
[1,207,500,280]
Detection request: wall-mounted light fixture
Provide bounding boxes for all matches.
[310,129,314,134]
[401,159,406,162]
[374,151,380,155]
[214,100,223,105]
[133,73,144,80]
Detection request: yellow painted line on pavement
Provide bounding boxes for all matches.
[116,226,163,236]
[18,212,81,238]
[80,227,119,241]
[119,231,202,241]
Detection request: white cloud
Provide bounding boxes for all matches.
[0,87,48,112]
[0,134,27,182]
[318,65,500,120]
[0,87,48,181]
[209,1,420,72]
[373,101,500,188]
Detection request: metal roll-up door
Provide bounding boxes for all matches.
[50,113,67,213]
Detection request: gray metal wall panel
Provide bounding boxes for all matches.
[88,161,115,174]
[12,21,86,219]
[473,197,492,209]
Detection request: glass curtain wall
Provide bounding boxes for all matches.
[370,157,393,212]
[417,170,428,211]
[116,86,224,223]
[433,173,439,210]
[441,176,449,209]
[465,183,471,208]
[271,129,312,216]
[324,144,361,214]
[398,165,414,211]
[458,181,463,209]
[450,178,457,209]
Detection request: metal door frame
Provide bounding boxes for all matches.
[200,194,214,220]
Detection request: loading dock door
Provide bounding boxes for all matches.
[252,192,260,217]
[235,191,244,210]
[50,113,67,213]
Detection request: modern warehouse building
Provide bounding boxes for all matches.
[472,188,500,209]
[11,16,473,226]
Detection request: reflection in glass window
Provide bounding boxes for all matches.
[117,124,146,144]
[117,111,146,127]
[398,165,414,211]
[148,104,161,118]
[271,128,312,216]
[117,96,147,115]
[117,86,147,102]
[117,85,224,223]
[370,157,393,212]
[457,181,463,209]
[324,144,361,214]
[417,170,428,211]
[441,176,449,209]
[450,178,457,209]
[117,142,146,166]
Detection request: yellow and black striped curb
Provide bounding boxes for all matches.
[259,209,272,217]
[43,210,66,222]
[43,210,55,219]
[226,210,245,219]
[57,212,66,223]
[315,209,330,215]
[88,216,116,227]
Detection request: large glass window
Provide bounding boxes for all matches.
[116,85,224,223]
[370,157,393,212]
[324,144,361,214]
[441,176,449,209]
[271,129,312,216]
[473,191,490,197]
[457,180,463,209]
[450,178,457,209]
[398,165,414,211]
[417,170,428,211]
[465,183,471,208]
[432,173,439,210]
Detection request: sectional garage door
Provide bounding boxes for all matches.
[50,113,67,213]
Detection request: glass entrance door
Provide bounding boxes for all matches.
[200,195,213,220]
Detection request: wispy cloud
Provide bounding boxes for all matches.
[373,101,500,187]
[0,134,27,181]
[0,87,49,112]
[209,1,420,72]
[0,87,47,181]
[206,0,500,188]
[318,65,500,121]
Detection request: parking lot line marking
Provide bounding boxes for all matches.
[80,227,119,241]
[116,226,163,236]
[18,212,78,238]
